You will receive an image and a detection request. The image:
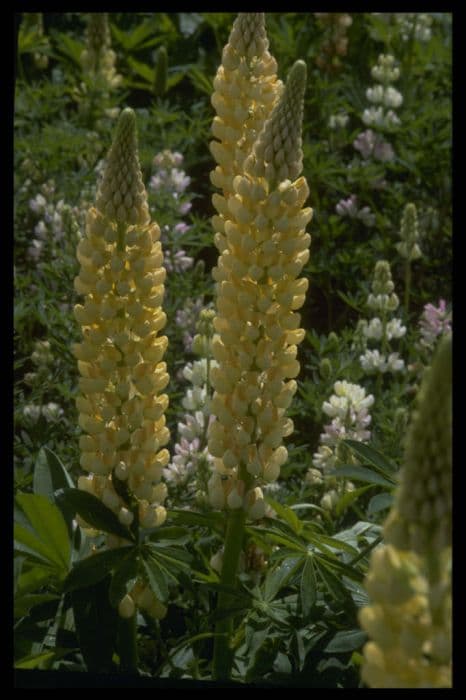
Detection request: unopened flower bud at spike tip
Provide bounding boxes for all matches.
[118,107,136,131]
[247,58,307,183]
[290,59,307,85]
[96,107,150,227]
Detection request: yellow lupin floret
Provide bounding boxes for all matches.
[359,336,452,688]
[208,60,311,518]
[74,108,170,545]
[210,12,283,239]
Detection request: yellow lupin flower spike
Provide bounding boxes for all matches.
[207,60,312,518]
[359,335,452,688]
[73,108,170,542]
[210,13,283,238]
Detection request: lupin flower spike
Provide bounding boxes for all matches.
[73,108,170,545]
[396,202,422,261]
[210,12,282,239]
[384,334,452,555]
[359,335,452,688]
[208,59,312,518]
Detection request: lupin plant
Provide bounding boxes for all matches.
[363,53,403,131]
[73,109,170,620]
[80,13,122,89]
[356,260,406,381]
[359,335,452,687]
[164,308,218,507]
[309,380,374,511]
[396,202,422,313]
[208,12,311,680]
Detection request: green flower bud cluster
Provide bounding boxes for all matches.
[154,46,168,97]
[245,60,307,186]
[192,308,216,358]
[367,260,399,312]
[396,203,422,261]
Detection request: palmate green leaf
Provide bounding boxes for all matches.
[324,629,367,654]
[15,493,70,574]
[108,548,140,608]
[314,559,349,602]
[51,31,85,67]
[245,636,281,683]
[327,464,395,489]
[200,581,252,608]
[14,593,61,619]
[33,447,75,499]
[18,28,50,56]
[300,554,317,618]
[33,448,77,542]
[250,517,307,552]
[336,485,373,517]
[14,647,73,670]
[141,555,169,602]
[188,66,213,95]
[316,551,364,583]
[251,598,290,626]
[64,546,135,593]
[342,439,398,474]
[110,19,162,51]
[337,290,364,313]
[168,508,225,532]
[302,529,359,557]
[368,492,394,515]
[264,557,301,602]
[266,498,302,534]
[144,543,192,572]
[71,576,118,673]
[16,564,56,596]
[14,524,57,567]
[127,56,154,84]
[148,525,190,544]
[56,488,134,541]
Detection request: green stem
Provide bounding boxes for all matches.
[404,259,411,316]
[117,612,138,673]
[212,506,246,681]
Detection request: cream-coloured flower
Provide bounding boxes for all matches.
[74,109,170,546]
[359,336,452,687]
[208,59,311,513]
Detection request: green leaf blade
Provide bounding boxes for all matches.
[56,488,134,541]
[15,493,70,573]
[64,546,135,593]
